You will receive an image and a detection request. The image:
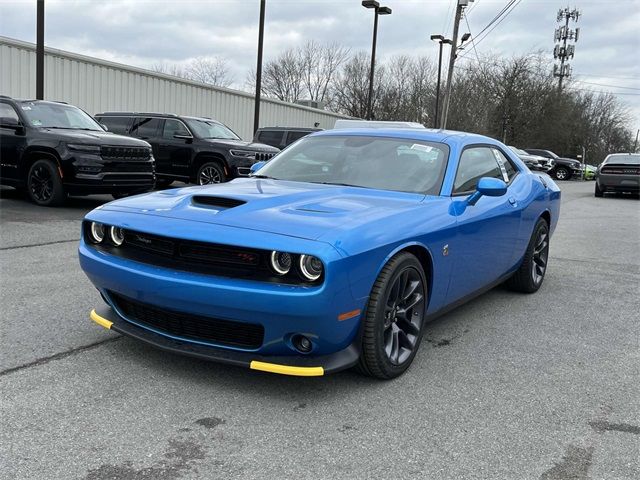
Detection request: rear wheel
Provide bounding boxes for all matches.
[27,159,66,206]
[506,217,549,293]
[554,167,570,181]
[196,162,226,185]
[357,252,427,379]
[594,182,603,197]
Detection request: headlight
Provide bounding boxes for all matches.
[109,226,125,246]
[88,222,105,243]
[299,254,323,281]
[270,251,292,275]
[229,149,256,159]
[68,144,101,153]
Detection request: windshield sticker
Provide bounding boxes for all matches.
[410,144,433,152]
[31,119,42,126]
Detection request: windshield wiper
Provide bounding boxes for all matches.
[42,126,100,131]
[311,181,364,188]
[250,174,279,180]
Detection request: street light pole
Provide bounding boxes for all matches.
[253,0,266,136]
[430,35,451,129]
[362,1,391,121]
[36,0,45,100]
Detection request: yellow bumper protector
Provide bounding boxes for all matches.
[250,361,324,377]
[90,309,113,330]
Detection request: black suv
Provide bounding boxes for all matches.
[524,148,583,181]
[0,97,155,206]
[253,127,321,150]
[95,112,279,186]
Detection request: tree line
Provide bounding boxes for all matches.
[155,42,636,163]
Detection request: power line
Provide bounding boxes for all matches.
[463,13,481,64]
[574,80,640,91]
[458,0,522,58]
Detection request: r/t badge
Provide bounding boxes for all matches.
[442,244,449,256]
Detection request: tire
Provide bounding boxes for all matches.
[27,159,66,206]
[506,217,550,293]
[196,162,226,185]
[357,252,428,379]
[554,167,570,181]
[594,183,603,197]
[155,179,174,189]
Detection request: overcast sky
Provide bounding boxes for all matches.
[1,0,639,127]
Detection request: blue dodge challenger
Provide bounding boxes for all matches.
[79,128,561,379]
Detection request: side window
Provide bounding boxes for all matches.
[285,131,310,145]
[162,119,190,139]
[131,117,161,138]
[0,103,20,122]
[257,130,284,147]
[98,116,131,134]
[491,148,517,181]
[453,147,503,194]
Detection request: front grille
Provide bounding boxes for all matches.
[101,145,151,161]
[110,292,264,349]
[255,152,276,162]
[601,166,640,175]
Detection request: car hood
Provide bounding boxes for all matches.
[101,178,425,241]
[38,128,151,147]
[201,138,279,153]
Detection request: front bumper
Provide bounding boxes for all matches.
[90,306,359,376]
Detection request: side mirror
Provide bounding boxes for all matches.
[250,161,266,174]
[0,116,23,131]
[467,177,507,206]
[173,133,192,141]
[100,123,109,131]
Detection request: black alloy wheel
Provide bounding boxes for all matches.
[554,167,570,181]
[197,162,226,185]
[27,159,65,206]
[506,217,550,293]
[357,252,427,379]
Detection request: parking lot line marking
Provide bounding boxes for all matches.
[90,309,113,330]
[250,361,324,377]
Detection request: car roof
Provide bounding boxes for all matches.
[257,127,322,131]
[312,128,501,147]
[96,112,223,125]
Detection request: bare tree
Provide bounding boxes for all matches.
[185,57,234,88]
[152,63,186,78]
[300,41,350,105]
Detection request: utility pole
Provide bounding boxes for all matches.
[440,0,473,130]
[36,0,45,100]
[553,7,580,91]
[634,129,639,152]
[253,0,266,136]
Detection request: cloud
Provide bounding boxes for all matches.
[1,0,638,124]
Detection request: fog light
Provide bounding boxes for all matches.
[88,222,105,243]
[270,251,292,275]
[110,226,125,246]
[299,254,323,281]
[292,334,312,353]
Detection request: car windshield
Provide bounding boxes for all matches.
[605,154,640,165]
[185,118,240,140]
[19,102,102,130]
[509,146,527,155]
[255,135,449,195]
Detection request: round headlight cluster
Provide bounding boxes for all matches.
[269,250,323,282]
[87,222,126,246]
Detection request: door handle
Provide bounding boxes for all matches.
[508,197,517,206]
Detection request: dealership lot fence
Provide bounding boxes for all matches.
[0,36,348,140]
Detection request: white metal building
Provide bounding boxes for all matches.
[0,36,348,140]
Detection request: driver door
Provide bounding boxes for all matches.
[446,146,523,303]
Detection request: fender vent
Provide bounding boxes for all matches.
[192,196,246,209]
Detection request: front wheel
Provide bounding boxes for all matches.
[554,167,570,181]
[357,252,427,379]
[196,162,226,185]
[506,217,550,293]
[27,159,66,206]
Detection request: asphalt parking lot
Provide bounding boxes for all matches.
[1,181,638,480]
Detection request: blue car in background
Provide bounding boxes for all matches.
[79,128,561,379]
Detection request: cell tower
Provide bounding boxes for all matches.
[553,6,581,90]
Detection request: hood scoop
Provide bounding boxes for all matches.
[192,196,246,210]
